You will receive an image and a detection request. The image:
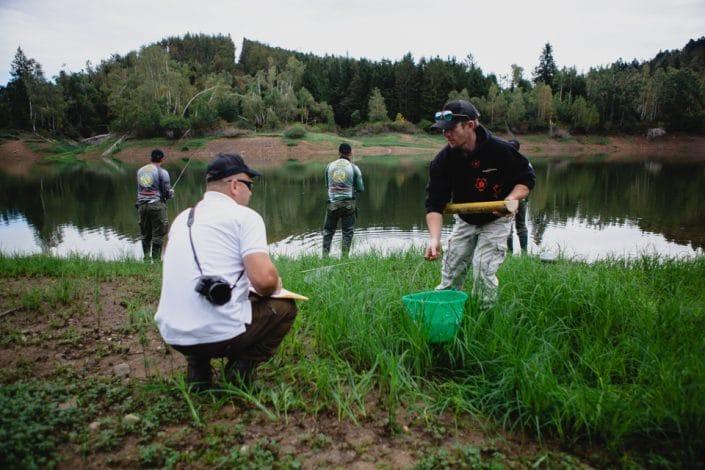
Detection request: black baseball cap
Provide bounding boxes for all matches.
[339,143,352,154]
[151,149,165,162]
[431,100,480,130]
[206,153,261,182]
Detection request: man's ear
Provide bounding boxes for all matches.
[227,179,238,197]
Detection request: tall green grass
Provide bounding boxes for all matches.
[275,252,705,459]
[0,253,154,279]
[2,252,703,463]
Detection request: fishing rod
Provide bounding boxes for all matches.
[171,154,195,190]
[299,260,359,273]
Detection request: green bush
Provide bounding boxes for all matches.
[159,115,189,137]
[417,119,434,133]
[283,124,307,139]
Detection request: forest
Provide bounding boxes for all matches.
[0,33,703,138]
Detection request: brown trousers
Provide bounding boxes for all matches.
[172,297,297,364]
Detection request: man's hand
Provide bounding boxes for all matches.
[425,238,442,261]
[424,212,443,261]
[493,184,530,217]
[493,196,516,217]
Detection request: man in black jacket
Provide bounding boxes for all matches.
[424,100,535,306]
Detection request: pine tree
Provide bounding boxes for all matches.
[9,47,44,131]
[394,53,421,122]
[533,43,558,87]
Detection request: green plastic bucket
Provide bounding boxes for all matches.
[402,290,468,343]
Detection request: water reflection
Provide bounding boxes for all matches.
[0,156,704,260]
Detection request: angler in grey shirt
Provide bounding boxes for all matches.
[322,143,364,256]
[136,148,174,261]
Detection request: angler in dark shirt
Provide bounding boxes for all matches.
[424,100,535,306]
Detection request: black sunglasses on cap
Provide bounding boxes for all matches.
[434,110,471,122]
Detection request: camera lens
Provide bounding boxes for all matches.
[208,281,232,305]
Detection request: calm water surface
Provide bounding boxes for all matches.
[1,155,704,260]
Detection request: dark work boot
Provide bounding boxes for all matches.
[224,358,256,386]
[518,231,528,253]
[142,241,151,261]
[185,356,212,392]
[151,243,163,262]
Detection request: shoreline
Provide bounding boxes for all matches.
[1,132,705,176]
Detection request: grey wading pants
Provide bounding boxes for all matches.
[138,201,168,261]
[436,215,514,307]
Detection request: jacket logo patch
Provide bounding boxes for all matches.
[471,159,481,168]
[139,174,154,186]
[475,177,487,192]
[331,169,347,183]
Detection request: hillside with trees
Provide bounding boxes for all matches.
[0,33,703,138]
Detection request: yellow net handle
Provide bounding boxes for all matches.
[443,200,519,215]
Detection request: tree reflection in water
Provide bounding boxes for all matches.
[1,156,704,258]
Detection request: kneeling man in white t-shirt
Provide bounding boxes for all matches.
[155,153,297,389]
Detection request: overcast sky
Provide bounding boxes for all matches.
[1,0,703,86]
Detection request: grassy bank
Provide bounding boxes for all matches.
[1,253,703,467]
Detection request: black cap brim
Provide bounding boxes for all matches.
[431,120,456,130]
[206,166,261,182]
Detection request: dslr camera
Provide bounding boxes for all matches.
[194,275,232,305]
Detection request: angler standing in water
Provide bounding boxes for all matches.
[322,143,365,257]
[136,148,174,261]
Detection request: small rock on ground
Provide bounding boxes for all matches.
[113,362,130,377]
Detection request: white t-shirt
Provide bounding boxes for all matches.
[155,191,268,346]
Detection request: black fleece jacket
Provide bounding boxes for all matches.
[425,125,536,226]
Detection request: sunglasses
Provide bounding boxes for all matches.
[434,110,470,122]
[225,178,254,191]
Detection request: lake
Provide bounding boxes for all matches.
[1,155,704,260]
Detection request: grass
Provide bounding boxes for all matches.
[118,136,214,151]
[576,135,612,145]
[279,130,442,149]
[23,139,91,165]
[0,253,151,279]
[246,252,705,463]
[355,133,442,148]
[1,253,704,466]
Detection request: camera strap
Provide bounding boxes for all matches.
[187,204,244,288]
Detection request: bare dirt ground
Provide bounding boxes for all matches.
[0,139,44,175]
[0,275,596,468]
